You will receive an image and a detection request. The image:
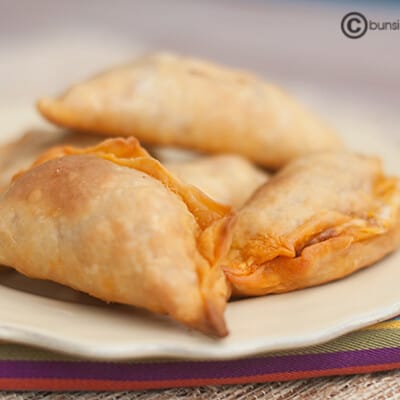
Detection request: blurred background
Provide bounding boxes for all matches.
[0,0,399,149]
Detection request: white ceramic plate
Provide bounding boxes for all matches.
[0,97,399,360]
[0,241,399,361]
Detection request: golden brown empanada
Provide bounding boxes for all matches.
[164,155,268,208]
[37,52,342,169]
[221,152,400,296]
[0,130,101,191]
[0,137,234,336]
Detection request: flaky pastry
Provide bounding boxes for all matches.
[37,52,342,169]
[165,155,268,208]
[0,137,234,336]
[222,152,400,296]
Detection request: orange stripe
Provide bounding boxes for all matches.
[0,363,399,391]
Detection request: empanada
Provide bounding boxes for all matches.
[37,52,342,169]
[165,155,268,208]
[221,152,400,296]
[0,138,233,336]
[0,130,100,191]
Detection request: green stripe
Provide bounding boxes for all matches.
[265,328,400,357]
[0,343,79,361]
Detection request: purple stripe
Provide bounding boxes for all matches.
[0,347,399,381]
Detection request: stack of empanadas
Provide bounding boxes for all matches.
[1,52,399,336]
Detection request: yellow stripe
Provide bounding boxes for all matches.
[361,320,400,331]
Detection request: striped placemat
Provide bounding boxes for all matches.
[0,317,399,391]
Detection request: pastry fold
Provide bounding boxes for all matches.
[0,137,234,336]
[222,152,400,296]
[37,52,342,169]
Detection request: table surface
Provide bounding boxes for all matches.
[0,370,399,399]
